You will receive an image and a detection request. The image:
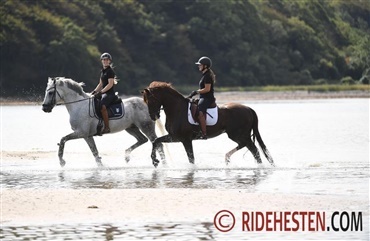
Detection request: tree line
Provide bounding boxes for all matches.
[1,0,369,98]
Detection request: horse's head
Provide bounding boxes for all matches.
[42,77,60,112]
[142,88,162,121]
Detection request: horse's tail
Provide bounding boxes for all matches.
[155,119,171,164]
[251,109,275,166]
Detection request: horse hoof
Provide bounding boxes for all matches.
[125,151,130,163]
[59,160,66,167]
[153,159,159,168]
[94,156,103,167]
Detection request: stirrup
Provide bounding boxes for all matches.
[96,124,103,136]
[199,134,207,140]
[195,131,207,140]
[102,127,110,135]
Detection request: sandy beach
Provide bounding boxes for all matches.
[2,189,368,225]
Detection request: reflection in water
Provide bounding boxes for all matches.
[1,220,368,240]
[56,167,273,190]
[2,165,369,196]
[231,169,272,187]
[1,167,273,190]
[0,222,220,241]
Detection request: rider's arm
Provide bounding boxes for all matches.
[197,83,211,94]
[92,80,103,93]
[100,78,114,93]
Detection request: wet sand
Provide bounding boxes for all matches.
[2,188,367,225]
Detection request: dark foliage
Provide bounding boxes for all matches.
[1,0,369,97]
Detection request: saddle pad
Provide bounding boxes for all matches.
[108,102,125,119]
[93,100,125,120]
[187,103,218,126]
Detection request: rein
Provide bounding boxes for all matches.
[56,97,92,106]
[43,80,93,108]
[145,88,163,117]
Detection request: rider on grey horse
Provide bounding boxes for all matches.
[91,52,116,135]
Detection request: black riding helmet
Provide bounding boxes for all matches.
[100,52,112,60]
[195,56,212,68]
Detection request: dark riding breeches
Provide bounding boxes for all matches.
[198,97,215,113]
[100,93,116,108]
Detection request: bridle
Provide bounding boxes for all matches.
[145,88,162,119]
[42,79,92,109]
[42,79,62,109]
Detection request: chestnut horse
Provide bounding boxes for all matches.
[142,81,275,167]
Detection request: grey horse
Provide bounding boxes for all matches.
[42,77,165,167]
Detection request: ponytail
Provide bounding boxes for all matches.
[110,62,118,84]
[209,69,216,84]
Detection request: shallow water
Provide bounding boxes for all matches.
[1,98,369,240]
[1,221,367,241]
[0,166,368,197]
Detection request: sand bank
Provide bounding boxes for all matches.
[1,189,368,225]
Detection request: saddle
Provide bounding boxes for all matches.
[188,99,218,126]
[92,95,125,120]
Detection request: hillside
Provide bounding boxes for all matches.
[1,0,369,97]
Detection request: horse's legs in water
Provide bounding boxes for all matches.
[225,145,243,165]
[83,136,103,167]
[225,139,263,165]
[58,132,81,167]
[245,139,263,165]
[182,140,195,164]
[151,134,177,167]
[125,125,148,163]
[138,121,166,163]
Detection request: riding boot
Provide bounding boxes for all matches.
[198,112,207,140]
[101,106,110,135]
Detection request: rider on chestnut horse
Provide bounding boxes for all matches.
[188,56,216,140]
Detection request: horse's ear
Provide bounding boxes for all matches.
[141,89,149,95]
[141,89,150,103]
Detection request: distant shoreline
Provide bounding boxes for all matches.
[215,89,369,103]
[0,90,368,106]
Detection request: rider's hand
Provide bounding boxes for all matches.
[92,91,102,98]
[187,90,198,98]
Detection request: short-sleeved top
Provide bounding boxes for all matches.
[100,66,115,95]
[199,69,215,100]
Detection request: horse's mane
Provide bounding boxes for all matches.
[148,81,173,89]
[148,81,184,98]
[50,77,85,96]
